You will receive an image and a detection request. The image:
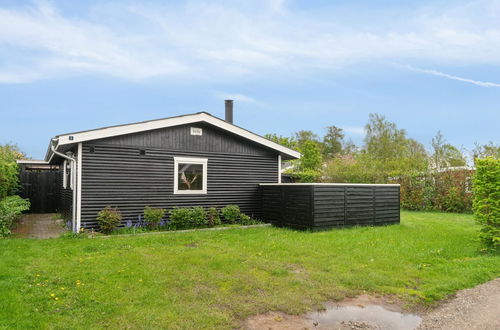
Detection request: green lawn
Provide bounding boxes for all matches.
[1,211,498,329]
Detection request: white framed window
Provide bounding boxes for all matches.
[174,157,208,194]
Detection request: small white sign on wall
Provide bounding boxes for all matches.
[190,127,203,136]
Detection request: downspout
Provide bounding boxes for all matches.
[50,138,78,233]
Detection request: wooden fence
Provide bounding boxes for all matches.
[261,183,400,230]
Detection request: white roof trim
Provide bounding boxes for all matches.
[47,113,301,160]
[17,159,49,164]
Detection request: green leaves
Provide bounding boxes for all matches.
[0,195,30,237]
[0,144,24,200]
[96,206,122,234]
[143,206,166,230]
[472,158,500,250]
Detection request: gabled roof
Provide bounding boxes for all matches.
[45,112,301,162]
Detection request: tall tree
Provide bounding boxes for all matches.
[294,130,320,151]
[322,126,344,159]
[264,133,298,150]
[362,113,427,174]
[431,131,466,169]
[364,113,409,160]
[473,142,500,160]
[298,140,322,171]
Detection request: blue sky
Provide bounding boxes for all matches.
[1,0,499,159]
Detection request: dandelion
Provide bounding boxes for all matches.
[55,297,59,301]
[60,287,65,290]
[50,293,55,297]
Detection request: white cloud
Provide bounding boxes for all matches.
[405,65,500,88]
[1,0,500,83]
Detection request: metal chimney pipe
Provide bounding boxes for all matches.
[225,100,233,124]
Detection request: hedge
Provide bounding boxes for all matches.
[473,158,500,249]
[394,169,473,213]
[0,195,30,237]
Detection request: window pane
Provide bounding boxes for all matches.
[177,163,203,190]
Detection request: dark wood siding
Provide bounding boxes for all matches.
[80,143,278,229]
[261,184,400,230]
[262,185,313,229]
[59,167,73,222]
[91,122,273,156]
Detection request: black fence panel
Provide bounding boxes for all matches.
[261,183,400,230]
[19,165,59,213]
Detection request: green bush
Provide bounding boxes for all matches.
[441,187,468,213]
[291,169,320,183]
[473,158,500,249]
[393,170,473,213]
[221,205,240,224]
[96,206,122,234]
[0,145,23,200]
[168,207,207,229]
[238,213,262,225]
[143,206,166,229]
[0,195,30,237]
[206,207,221,227]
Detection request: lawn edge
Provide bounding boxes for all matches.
[96,223,272,239]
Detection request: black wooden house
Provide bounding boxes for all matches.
[41,101,301,232]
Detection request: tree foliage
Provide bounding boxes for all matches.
[359,114,428,176]
[0,195,30,237]
[294,130,319,146]
[0,144,25,199]
[322,125,344,158]
[298,140,322,171]
[473,142,500,161]
[431,131,466,169]
[264,133,297,150]
[266,113,479,214]
[473,158,500,250]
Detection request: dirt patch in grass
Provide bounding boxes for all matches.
[244,278,500,330]
[243,294,421,330]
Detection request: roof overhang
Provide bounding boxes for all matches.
[45,112,301,162]
[17,159,50,165]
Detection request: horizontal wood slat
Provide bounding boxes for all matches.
[261,184,400,230]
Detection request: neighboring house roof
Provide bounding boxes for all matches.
[45,112,301,162]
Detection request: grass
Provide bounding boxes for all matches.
[0,211,498,329]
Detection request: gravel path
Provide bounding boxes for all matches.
[417,278,500,330]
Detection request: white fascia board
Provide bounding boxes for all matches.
[17,159,49,164]
[76,143,82,232]
[52,113,301,159]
